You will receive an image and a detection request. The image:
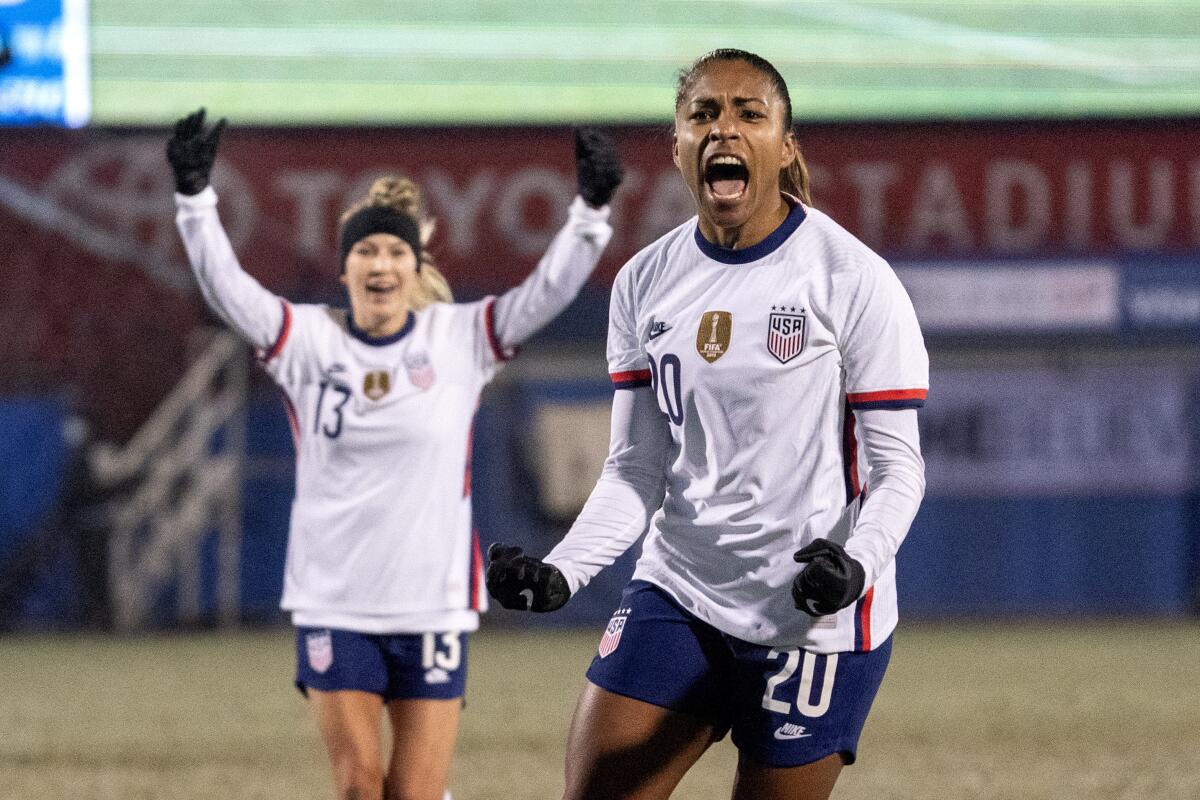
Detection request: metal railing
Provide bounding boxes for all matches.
[93,330,248,631]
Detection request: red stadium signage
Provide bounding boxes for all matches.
[3,120,1198,296]
[1,120,1198,435]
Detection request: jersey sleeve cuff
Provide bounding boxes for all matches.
[847,388,927,410]
[568,194,612,223]
[256,299,292,363]
[174,185,218,210]
[610,369,652,389]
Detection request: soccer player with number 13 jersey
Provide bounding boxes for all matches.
[488,49,928,800]
[168,112,623,800]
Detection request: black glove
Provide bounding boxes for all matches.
[575,127,623,208]
[166,108,226,196]
[792,539,865,617]
[485,543,571,612]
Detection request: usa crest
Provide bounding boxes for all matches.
[306,630,333,674]
[404,352,436,390]
[597,606,631,658]
[767,306,806,364]
[363,369,392,400]
[695,310,733,363]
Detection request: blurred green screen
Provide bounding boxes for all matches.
[91,0,1200,124]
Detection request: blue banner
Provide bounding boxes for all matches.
[0,0,89,127]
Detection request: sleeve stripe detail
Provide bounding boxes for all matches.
[846,388,928,404]
[259,299,292,363]
[611,369,652,389]
[484,298,515,362]
[851,398,926,411]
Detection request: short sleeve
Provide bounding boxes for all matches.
[607,263,650,390]
[480,296,517,366]
[839,259,929,411]
[256,298,293,364]
[257,302,325,389]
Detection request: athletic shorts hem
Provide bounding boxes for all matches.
[734,739,859,769]
[294,679,466,702]
[584,676,731,738]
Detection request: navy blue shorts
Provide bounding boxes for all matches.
[586,581,891,768]
[295,627,468,701]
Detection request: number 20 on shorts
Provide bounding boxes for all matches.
[762,648,838,717]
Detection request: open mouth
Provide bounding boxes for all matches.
[366,283,398,297]
[704,155,749,200]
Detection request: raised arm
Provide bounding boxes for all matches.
[489,128,623,350]
[168,109,283,351]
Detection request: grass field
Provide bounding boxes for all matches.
[2,621,1199,799]
[90,1,1200,124]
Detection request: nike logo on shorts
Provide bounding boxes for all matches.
[773,722,812,740]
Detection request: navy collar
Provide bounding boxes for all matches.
[693,200,807,265]
[347,310,415,346]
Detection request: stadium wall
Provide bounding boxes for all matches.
[2,120,1199,627]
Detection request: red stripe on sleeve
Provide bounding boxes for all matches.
[259,300,292,363]
[846,388,928,404]
[610,369,652,387]
[484,298,515,362]
[859,586,875,651]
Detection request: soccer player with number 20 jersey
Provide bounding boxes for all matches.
[168,111,623,800]
[488,49,927,800]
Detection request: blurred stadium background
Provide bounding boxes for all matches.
[2,1,1199,798]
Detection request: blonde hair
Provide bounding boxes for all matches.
[340,176,453,308]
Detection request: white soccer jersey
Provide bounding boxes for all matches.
[175,187,612,634]
[601,201,927,653]
[261,298,506,633]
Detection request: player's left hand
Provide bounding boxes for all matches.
[792,539,865,616]
[574,127,623,208]
[485,543,571,612]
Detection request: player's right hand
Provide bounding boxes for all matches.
[485,543,571,612]
[574,127,623,208]
[167,108,226,196]
[792,538,866,617]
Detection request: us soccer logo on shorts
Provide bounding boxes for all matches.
[597,606,631,658]
[404,352,436,390]
[695,310,732,363]
[363,369,392,400]
[767,306,806,364]
[306,630,334,674]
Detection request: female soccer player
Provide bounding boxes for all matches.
[487,49,927,800]
[167,110,622,800]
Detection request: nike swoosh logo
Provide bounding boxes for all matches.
[648,324,672,340]
[774,729,813,740]
[519,589,534,610]
[805,598,824,615]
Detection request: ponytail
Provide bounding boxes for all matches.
[781,145,812,206]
